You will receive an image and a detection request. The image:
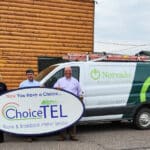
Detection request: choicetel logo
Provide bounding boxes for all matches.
[2,102,19,120]
[2,102,43,121]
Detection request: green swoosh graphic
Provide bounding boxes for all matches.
[140,77,150,102]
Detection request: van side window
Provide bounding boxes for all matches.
[45,69,64,88]
[72,67,80,81]
[45,66,80,88]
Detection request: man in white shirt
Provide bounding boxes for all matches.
[54,66,83,141]
[19,69,40,88]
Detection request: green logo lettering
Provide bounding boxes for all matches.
[41,100,57,105]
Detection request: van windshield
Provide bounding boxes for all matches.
[35,65,58,81]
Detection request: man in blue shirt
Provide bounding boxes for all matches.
[19,69,40,88]
[19,69,40,142]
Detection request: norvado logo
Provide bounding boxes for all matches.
[90,68,131,80]
[90,68,100,80]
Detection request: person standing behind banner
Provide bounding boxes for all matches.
[53,66,83,141]
[19,69,40,142]
[19,69,40,88]
[0,82,7,143]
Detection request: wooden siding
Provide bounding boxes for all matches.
[0,0,94,89]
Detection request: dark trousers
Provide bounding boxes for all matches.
[0,131,4,142]
[60,125,76,138]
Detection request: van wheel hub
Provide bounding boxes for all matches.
[139,113,150,127]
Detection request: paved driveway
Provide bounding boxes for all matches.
[1,122,150,150]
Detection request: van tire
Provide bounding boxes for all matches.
[133,108,150,129]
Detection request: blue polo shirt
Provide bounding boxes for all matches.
[19,80,40,88]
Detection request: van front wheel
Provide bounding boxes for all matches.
[133,108,150,129]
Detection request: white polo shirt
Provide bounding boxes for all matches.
[53,77,82,96]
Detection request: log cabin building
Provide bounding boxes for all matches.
[0,0,94,89]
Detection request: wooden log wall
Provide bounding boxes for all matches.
[0,0,94,89]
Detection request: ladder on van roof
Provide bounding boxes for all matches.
[63,52,150,62]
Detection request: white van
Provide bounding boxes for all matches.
[36,61,150,129]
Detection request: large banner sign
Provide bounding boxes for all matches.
[0,88,84,135]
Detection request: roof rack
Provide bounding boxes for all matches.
[136,51,150,56]
[63,52,150,62]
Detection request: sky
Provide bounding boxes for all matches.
[94,0,150,54]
